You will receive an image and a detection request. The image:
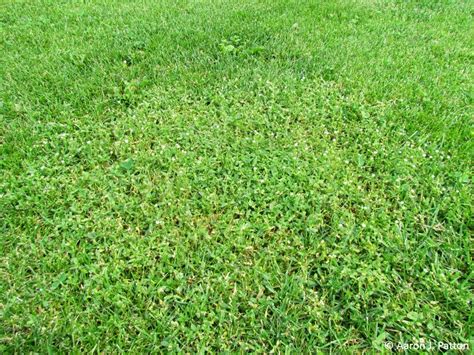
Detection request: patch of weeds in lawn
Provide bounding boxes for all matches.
[0,0,473,352]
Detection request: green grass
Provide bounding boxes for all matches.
[1,0,473,352]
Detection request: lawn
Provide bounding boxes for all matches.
[1,0,473,352]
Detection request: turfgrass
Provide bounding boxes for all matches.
[1,0,473,352]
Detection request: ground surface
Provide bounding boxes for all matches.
[1,0,473,352]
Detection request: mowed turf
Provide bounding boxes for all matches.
[1,0,472,352]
